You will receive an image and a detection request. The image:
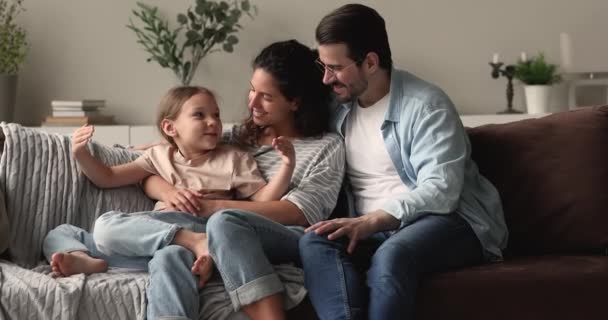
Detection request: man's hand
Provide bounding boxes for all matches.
[305,210,400,254]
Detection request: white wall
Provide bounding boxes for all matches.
[14,0,608,125]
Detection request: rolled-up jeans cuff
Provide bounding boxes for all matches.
[163,224,182,246]
[228,273,284,311]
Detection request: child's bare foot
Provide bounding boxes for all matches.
[172,229,214,287]
[191,254,214,288]
[50,251,108,277]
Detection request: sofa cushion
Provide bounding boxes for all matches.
[467,106,608,255]
[417,255,608,320]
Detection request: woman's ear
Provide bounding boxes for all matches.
[161,119,177,137]
[289,98,301,112]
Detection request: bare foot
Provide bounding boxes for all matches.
[172,229,215,287]
[191,254,214,288]
[50,251,108,277]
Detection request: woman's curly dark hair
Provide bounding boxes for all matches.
[233,39,331,146]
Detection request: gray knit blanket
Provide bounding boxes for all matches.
[0,123,305,320]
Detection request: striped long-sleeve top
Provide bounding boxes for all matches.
[229,132,345,225]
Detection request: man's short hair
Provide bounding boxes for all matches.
[316,4,393,71]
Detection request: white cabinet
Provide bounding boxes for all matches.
[29,116,543,147]
[129,126,162,147]
[31,125,130,146]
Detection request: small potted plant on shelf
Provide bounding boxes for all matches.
[514,52,561,114]
[0,0,28,122]
[128,0,256,86]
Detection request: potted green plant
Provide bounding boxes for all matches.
[128,0,256,86]
[514,52,561,114]
[0,0,28,122]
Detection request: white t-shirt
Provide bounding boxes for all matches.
[344,94,410,215]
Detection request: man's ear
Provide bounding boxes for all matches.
[161,119,177,137]
[364,52,380,74]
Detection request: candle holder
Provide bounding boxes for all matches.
[490,62,523,114]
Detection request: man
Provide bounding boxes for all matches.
[299,4,508,320]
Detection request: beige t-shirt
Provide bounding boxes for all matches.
[134,143,267,211]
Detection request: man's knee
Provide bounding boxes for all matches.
[299,231,337,256]
[369,241,420,282]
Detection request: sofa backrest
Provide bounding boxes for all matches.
[467,106,608,256]
[0,124,155,267]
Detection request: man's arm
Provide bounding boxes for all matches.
[380,107,467,226]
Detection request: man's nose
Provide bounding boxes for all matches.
[322,69,334,85]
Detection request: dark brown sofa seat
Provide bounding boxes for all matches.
[417,105,608,320]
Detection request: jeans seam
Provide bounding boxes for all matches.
[335,247,351,320]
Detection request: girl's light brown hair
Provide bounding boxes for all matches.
[156,86,217,146]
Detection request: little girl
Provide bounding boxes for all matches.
[45,86,295,287]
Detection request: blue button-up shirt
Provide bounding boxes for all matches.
[332,68,508,261]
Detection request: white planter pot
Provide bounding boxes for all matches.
[0,74,18,122]
[524,85,551,114]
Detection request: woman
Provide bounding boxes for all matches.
[134,40,345,319]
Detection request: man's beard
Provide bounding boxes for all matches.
[330,79,367,103]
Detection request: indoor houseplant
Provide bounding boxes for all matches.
[515,52,561,114]
[128,0,256,85]
[0,0,28,122]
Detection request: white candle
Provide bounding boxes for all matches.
[560,32,572,72]
[520,52,528,62]
[492,53,499,64]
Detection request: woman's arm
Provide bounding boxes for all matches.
[143,175,308,226]
[249,137,295,202]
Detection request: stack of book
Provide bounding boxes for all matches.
[43,100,114,126]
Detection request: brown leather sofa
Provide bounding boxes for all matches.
[417,105,608,319]
[294,106,608,320]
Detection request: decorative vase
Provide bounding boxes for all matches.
[0,74,18,122]
[524,85,551,114]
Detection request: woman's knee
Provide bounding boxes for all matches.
[207,209,250,235]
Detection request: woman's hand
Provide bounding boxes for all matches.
[162,188,203,214]
[71,125,94,158]
[195,199,224,218]
[272,136,295,167]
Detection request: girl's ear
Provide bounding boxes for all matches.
[161,119,177,137]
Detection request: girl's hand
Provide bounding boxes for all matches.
[272,136,295,167]
[71,125,94,158]
[162,188,203,214]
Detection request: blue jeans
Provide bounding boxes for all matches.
[206,209,304,311]
[43,211,209,320]
[299,213,483,320]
